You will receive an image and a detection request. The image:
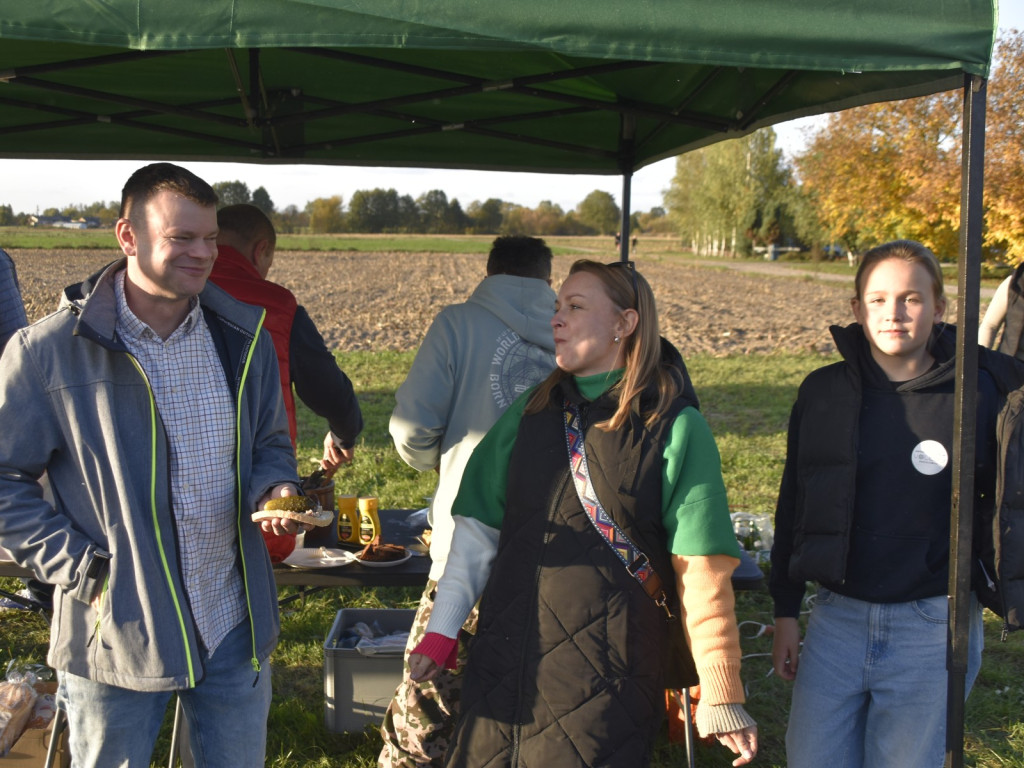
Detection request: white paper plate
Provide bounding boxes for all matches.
[354,550,413,568]
[283,547,357,569]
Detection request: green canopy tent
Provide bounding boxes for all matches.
[0,1,1000,763]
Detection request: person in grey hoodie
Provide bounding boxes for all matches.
[379,235,557,768]
[0,163,300,768]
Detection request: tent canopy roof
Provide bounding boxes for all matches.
[0,0,997,174]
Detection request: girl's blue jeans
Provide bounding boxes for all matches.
[57,619,272,767]
[786,587,983,768]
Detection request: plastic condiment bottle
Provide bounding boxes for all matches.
[337,495,358,544]
[357,496,380,544]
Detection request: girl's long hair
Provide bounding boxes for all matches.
[526,259,681,430]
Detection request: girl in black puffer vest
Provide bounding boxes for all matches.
[770,240,1020,768]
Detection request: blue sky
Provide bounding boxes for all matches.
[3,4,1021,217]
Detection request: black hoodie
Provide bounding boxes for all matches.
[771,323,1005,615]
[837,324,999,602]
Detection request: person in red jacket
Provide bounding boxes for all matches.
[210,204,363,558]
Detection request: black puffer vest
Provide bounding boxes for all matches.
[447,347,699,768]
[771,323,1024,632]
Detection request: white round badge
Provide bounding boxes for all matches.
[911,440,948,476]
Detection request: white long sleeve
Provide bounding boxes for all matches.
[424,516,500,638]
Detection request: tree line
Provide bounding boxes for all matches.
[667,30,1024,263]
[0,179,669,239]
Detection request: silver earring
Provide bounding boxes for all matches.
[614,335,620,343]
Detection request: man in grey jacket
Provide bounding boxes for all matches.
[0,163,301,767]
[380,235,557,768]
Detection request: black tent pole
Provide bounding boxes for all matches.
[618,114,635,263]
[945,73,987,768]
[619,170,632,263]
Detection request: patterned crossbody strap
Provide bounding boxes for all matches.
[564,398,674,618]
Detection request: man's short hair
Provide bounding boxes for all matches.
[486,236,553,280]
[217,204,277,249]
[119,163,218,223]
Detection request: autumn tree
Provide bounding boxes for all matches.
[794,91,962,258]
[985,30,1024,263]
[306,196,344,233]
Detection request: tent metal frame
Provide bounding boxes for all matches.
[1,46,794,164]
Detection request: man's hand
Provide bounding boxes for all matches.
[256,483,307,536]
[321,432,355,478]
[772,616,801,681]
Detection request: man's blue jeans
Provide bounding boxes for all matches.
[786,588,983,768]
[58,619,272,768]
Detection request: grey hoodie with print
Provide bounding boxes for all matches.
[389,274,557,582]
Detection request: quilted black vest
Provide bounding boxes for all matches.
[447,374,698,768]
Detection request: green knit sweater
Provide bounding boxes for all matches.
[452,370,740,558]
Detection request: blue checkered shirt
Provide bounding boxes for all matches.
[115,270,246,654]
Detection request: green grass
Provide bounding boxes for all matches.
[3,350,1023,767]
[0,227,116,249]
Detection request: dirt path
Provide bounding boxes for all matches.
[10,249,979,357]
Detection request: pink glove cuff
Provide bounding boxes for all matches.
[412,632,458,670]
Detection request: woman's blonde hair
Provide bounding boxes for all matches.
[526,259,681,430]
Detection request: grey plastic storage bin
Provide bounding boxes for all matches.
[324,608,415,732]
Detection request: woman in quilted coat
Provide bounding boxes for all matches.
[408,260,757,767]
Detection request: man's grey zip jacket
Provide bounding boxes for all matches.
[0,258,298,691]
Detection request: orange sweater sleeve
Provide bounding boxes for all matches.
[673,553,745,705]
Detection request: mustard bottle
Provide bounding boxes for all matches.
[357,496,380,544]
[337,494,358,544]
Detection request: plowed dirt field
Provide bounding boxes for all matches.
[11,248,905,356]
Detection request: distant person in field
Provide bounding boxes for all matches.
[379,235,557,768]
[210,204,363,472]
